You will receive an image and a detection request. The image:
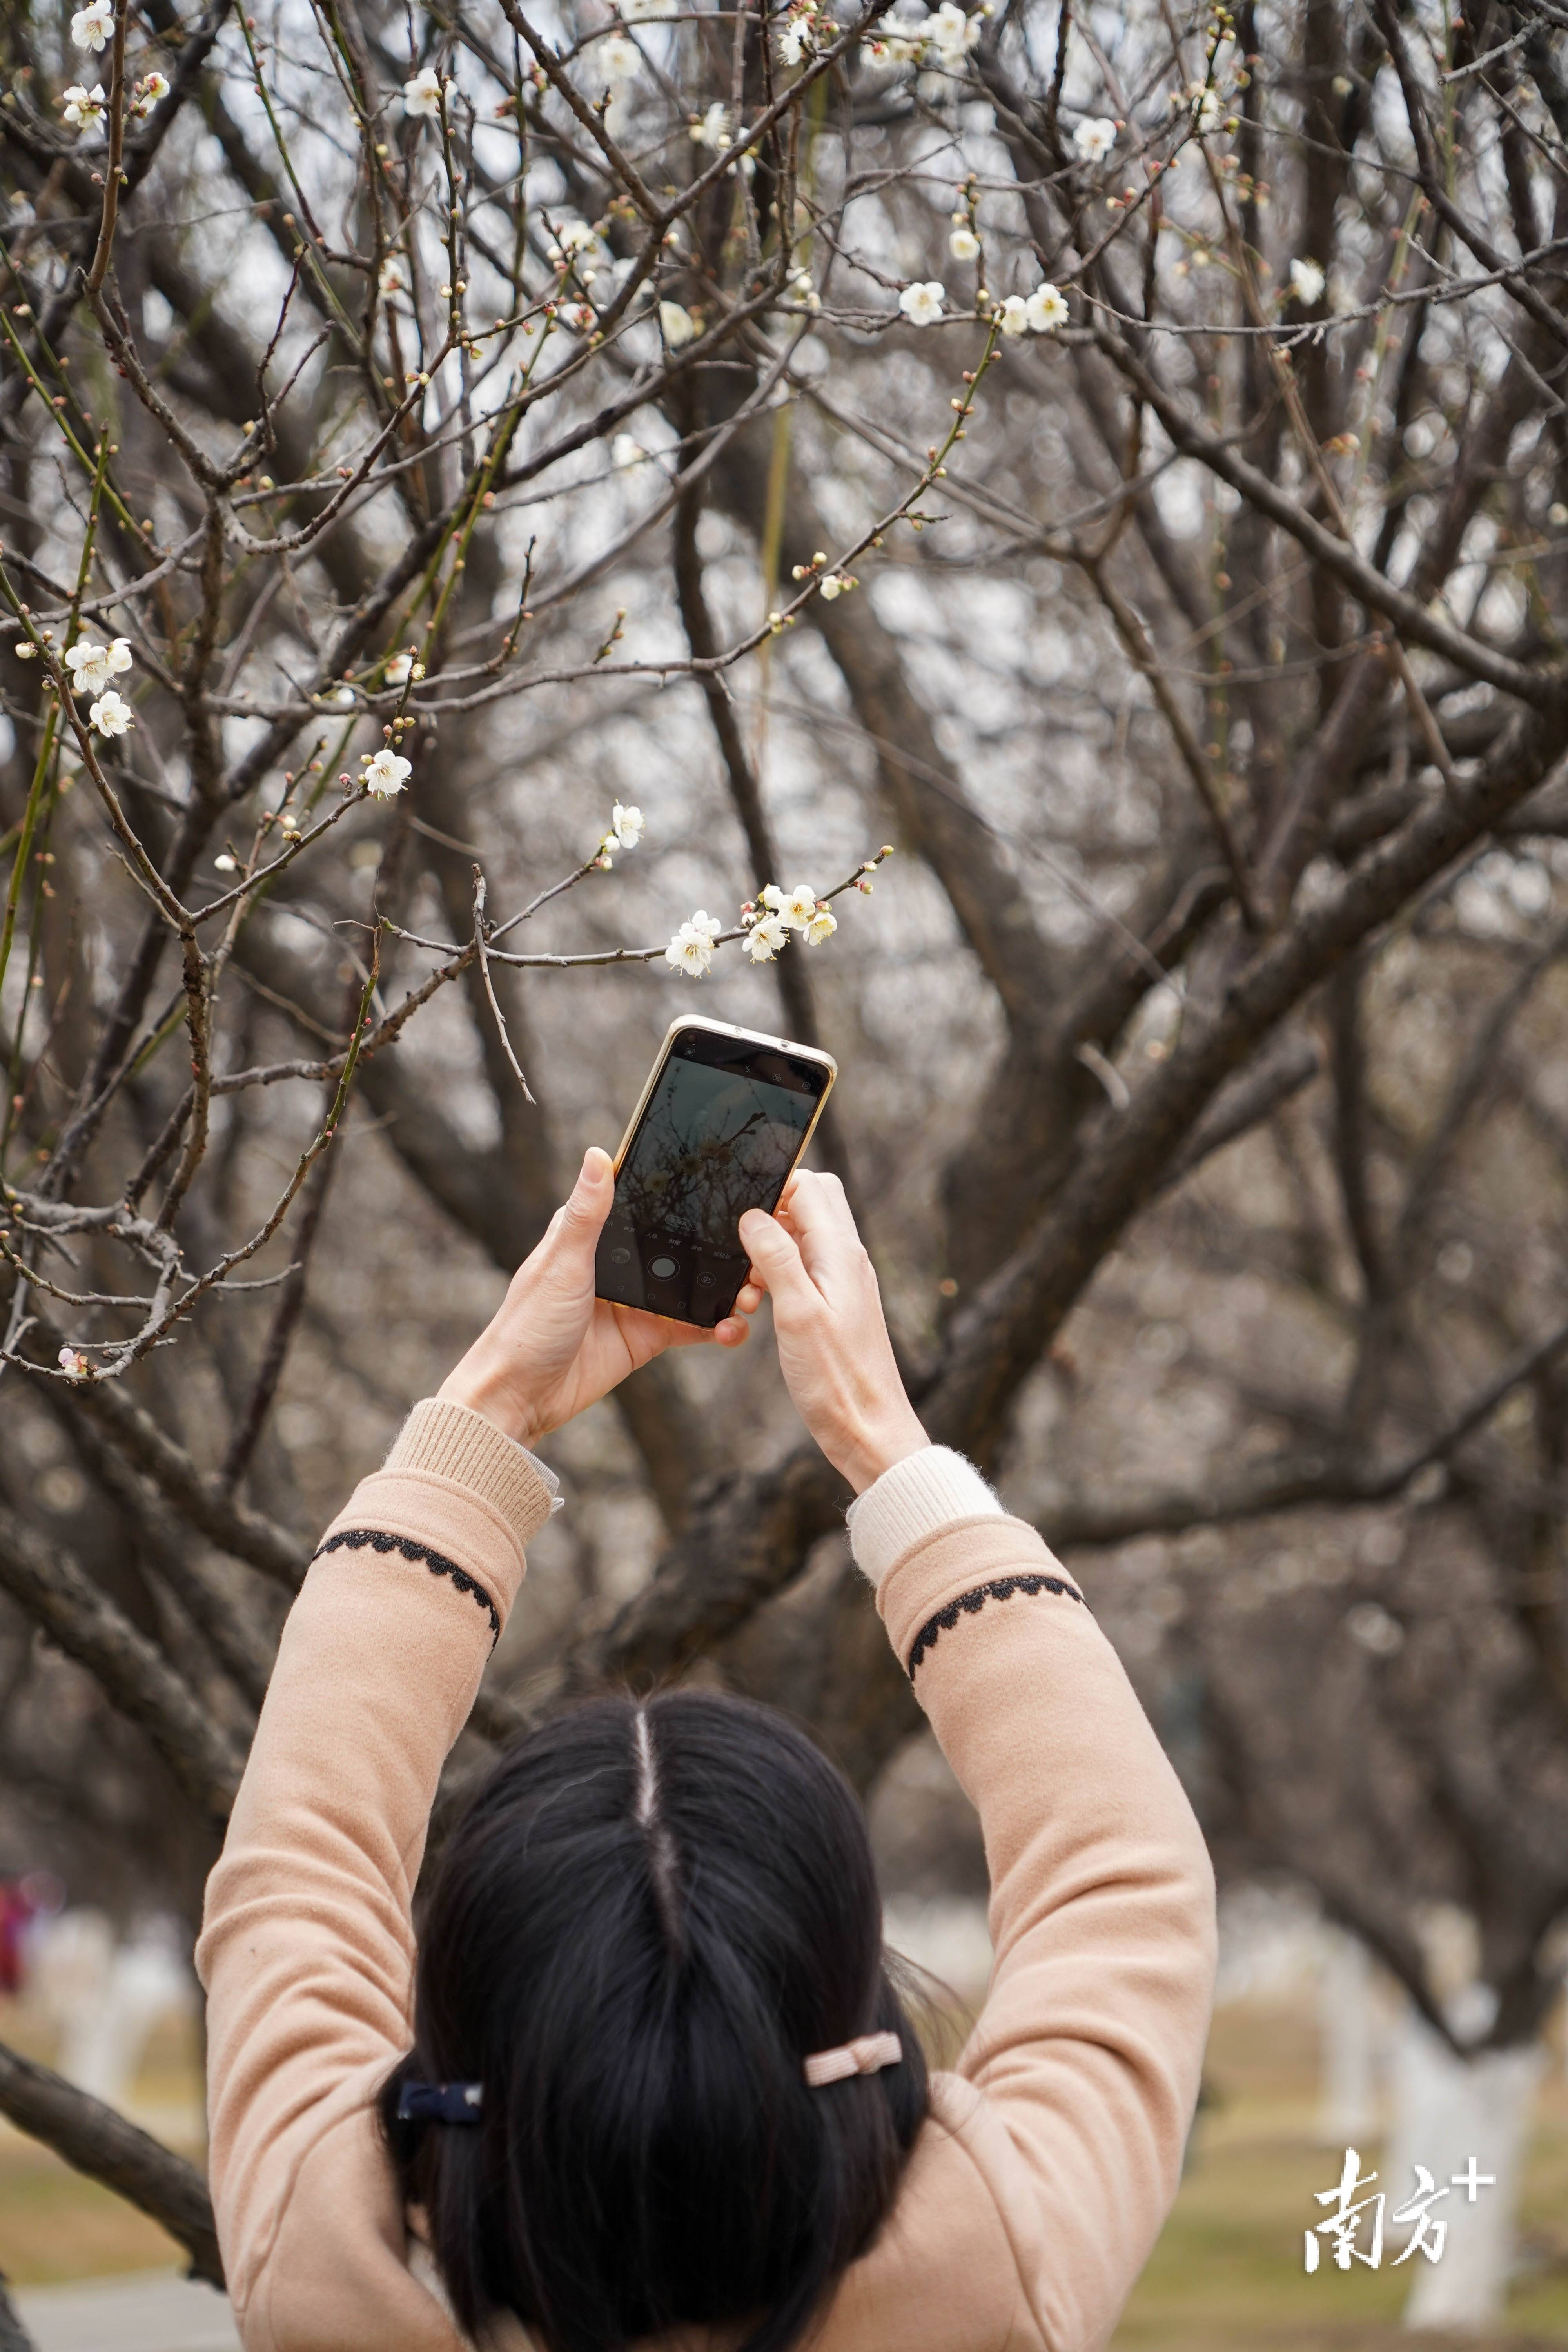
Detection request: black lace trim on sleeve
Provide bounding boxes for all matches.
[907,1571,1085,1677]
[313,1528,500,1645]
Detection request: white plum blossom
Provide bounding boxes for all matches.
[548,220,597,263]
[599,31,641,81]
[1289,255,1326,305]
[690,101,731,150]
[129,69,169,115]
[927,2,980,64]
[778,3,818,67]
[898,279,945,326]
[659,299,697,346]
[89,688,133,738]
[664,910,724,976]
[866,13,925,62]
[596,799,643,866]
[1025,282,1068,332]
[867,11,926,63]
[214,853,238,874]
[70,0,114,52]
[779,884,820,931]
[58,1346,89,1380]
[1073,115,1116,162]
[64,637,131,697]
[788,269,820,311]
[743,912,789,962]
[384,652,414,686]
[998,293,1030,337]
[362,747,412,797]
[804,906,837,944]
[612,433,646,469]
[550,222,603,279]
[378,258,407,296]
[818,573,854,599]
[949,224,980,260]
[62,83,107,131]
[403,66,450,122]
[759,884,786,911]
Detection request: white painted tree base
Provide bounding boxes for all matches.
[1318,1929,1379,2145]
[1385,2009,1542,2328]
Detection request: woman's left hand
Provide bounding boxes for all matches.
[436,1147,760,1446]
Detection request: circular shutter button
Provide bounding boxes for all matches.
[650,1255,678,1278]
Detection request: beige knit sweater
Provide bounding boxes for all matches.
[197,1403,1216,2352]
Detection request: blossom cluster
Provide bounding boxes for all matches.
[1165,48,1249,140]
[63,3,169,133]
[998,283,1069,336]
[664,882,838,978]
[898,277,1067,334]
[778,0,822,68]
[791,552,856,601]
[597,802,644,868]
[53,635,136,739]
[866,2,984,70]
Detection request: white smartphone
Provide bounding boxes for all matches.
[594,1016,838,1328]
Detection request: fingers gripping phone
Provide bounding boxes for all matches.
[595,1017,837,1328]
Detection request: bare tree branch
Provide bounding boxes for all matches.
[0,2041,223,2288]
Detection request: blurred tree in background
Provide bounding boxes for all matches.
[3,0,1568,2318]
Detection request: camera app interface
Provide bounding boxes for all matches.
[596,1037,822,1326]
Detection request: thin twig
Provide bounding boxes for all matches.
[471,865,535,1102]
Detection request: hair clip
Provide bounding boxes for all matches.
[396,2079,483,2124]
[803,2031,903,2089]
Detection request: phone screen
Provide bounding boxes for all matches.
[595,1027,829,1326]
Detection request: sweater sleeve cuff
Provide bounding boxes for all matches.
[383,1398,561,1556]
[846,1446,1004,1590]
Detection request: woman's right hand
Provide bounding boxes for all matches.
[738,1173,927,1495]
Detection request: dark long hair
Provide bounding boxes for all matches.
[381,1688,929,2352]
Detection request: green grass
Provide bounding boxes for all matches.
[1113,2002,1568,2350]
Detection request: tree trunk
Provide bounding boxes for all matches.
[1386,2008,1543,2328]
[1318,1929,1379,2147]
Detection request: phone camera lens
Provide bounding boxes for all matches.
[610,1247,631,1264]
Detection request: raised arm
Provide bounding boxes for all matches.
[740,1181,1217,2352]
[198,1149,755,2350]
[196,1401,555,2348]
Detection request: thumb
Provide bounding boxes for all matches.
[553,1146,615,1262]
[739,1207,820,1314]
